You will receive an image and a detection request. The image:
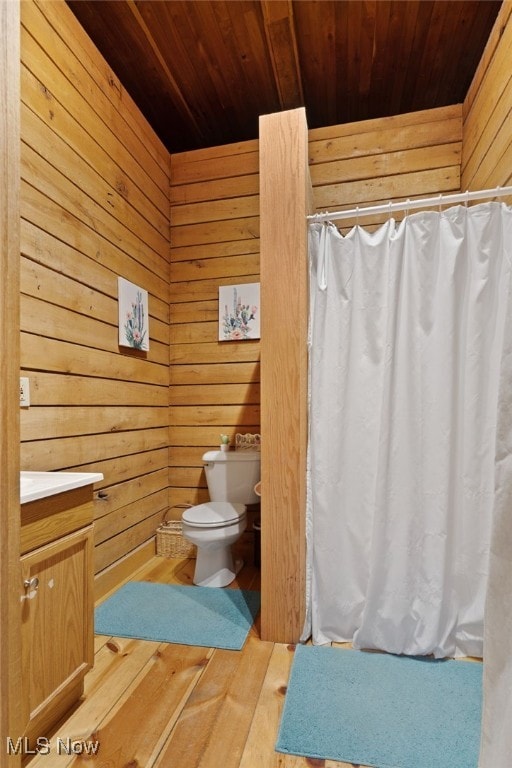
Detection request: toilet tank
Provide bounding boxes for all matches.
[202,450,261,504]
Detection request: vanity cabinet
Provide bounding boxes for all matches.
[20,484,95,744]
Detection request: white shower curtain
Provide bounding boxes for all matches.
[304,203,512,661]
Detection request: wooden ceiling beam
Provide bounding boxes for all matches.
[261,0,304,110]
[126,0,206,144]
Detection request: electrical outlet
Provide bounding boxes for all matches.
[20,377,30,407]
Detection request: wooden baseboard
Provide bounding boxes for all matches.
[94,538,155,603]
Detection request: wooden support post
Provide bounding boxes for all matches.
[259,108,313,642]
[0,0,22,762]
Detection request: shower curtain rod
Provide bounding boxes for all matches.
[307,185,512,223]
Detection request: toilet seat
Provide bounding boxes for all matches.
[182,501,246,529]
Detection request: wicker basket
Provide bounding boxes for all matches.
[156,520,196,559]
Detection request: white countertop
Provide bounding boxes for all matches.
[20,471,104,504]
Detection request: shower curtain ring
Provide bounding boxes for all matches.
[438,193,443,213]
[356,206,359,226]
[465,190,469,208]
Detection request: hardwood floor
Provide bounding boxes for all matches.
[25,554,357,768]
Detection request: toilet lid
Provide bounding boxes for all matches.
[182,501,246,527]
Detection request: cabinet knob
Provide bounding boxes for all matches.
[24,576,39,591]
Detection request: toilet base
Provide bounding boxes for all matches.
[193,547,244,588]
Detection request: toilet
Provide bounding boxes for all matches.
[181,450,261,587]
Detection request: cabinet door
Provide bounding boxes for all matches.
[20,525,93,736]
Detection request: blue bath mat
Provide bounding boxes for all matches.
[276,645,482,768]
[94,582,260,650]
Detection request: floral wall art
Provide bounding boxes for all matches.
[118,277,149,351]
[219,283,260,341]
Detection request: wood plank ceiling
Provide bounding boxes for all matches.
[66,0,502,154]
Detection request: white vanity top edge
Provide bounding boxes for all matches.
[20,471,104,504]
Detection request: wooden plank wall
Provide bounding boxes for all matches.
[169,142,260,525]
[309,104,462,230]
[461,1,512,193]
[20,0,171,592]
